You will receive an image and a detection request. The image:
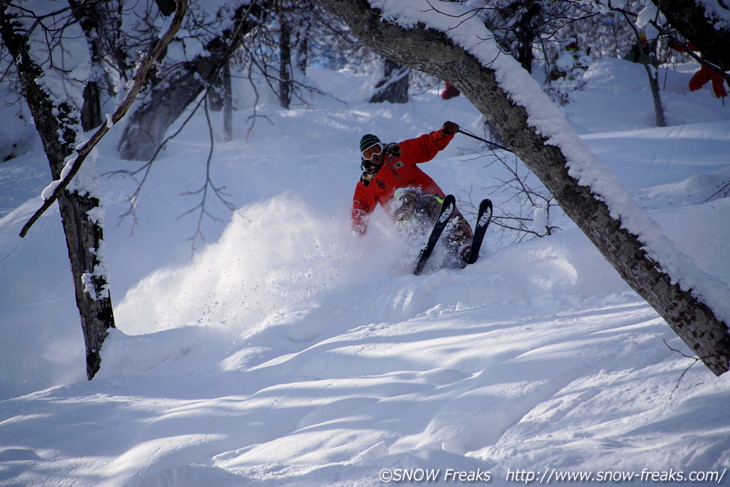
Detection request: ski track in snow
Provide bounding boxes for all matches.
[1,55,730,486]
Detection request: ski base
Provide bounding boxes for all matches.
[413,194,456,275]
[465,198,493,265]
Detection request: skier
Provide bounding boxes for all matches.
[351,121,474,266]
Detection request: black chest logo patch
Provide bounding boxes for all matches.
[377,179,386,190]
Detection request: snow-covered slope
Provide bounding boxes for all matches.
[1,57,729,486]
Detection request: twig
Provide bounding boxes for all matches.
[663,338,701,397]
[663,339,730,398]
[178,96,236,254]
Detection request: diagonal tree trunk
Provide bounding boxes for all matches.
[318,0,730,375]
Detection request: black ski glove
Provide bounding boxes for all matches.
[441,121,459,135]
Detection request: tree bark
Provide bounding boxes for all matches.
[0,5,115,379]
[318,0,730,375]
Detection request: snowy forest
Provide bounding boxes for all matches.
[1,0,729,485]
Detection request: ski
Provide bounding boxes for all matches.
[465,198,493,265]
[413,194,456,275]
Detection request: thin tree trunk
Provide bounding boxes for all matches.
[318,0,730,376]
[278,4,293,109]
[620,12,666,128]
[208,72,225,112]
[223,61,233,142]
[645,64,666,127]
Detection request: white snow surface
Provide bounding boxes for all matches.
[2,25,730,487]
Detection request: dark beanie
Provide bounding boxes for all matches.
[359,134,381,153]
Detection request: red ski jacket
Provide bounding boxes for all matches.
[351,128,454,234]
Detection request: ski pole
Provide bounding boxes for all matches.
[457,129,512,153]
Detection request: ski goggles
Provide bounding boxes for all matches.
[362,143,383,160]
